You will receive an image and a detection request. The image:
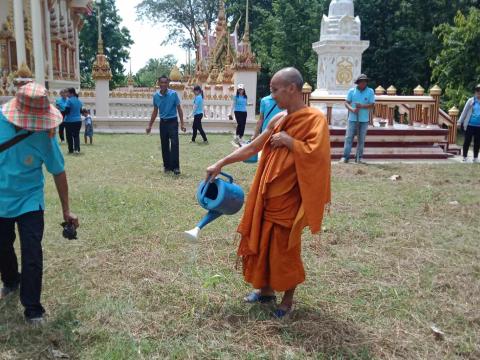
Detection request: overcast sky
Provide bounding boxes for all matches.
[116,0,186,74]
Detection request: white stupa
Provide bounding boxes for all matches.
[312,0,369,97]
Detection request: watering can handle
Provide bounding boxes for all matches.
[199,172,233,204]
[219,172,233,183]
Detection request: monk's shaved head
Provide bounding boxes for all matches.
[272,67,304,91]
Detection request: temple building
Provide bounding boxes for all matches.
[192,0,260,120]
[0,0,92,92]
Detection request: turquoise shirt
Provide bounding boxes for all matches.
[0,114,65,218]
[193,95,204,115]
[346,86,375,122]
[233,95,247,112]
[64,96,83,122]
[469,98,480,127]
[153,89,181,120]
[55,97,67,112]
[260,95,282,132]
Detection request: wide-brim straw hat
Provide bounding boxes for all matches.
[1,82,62,132]
[355,74,370,84]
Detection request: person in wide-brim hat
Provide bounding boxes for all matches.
[1,82,62,132]
[354,74,370,84]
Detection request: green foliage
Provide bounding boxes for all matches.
[136,0,218,48]
[356,0,478,94]
[134,55,178,87]
[79,0,133,89]
[431,7,480,110]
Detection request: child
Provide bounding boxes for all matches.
[82,108,93,145]
[190,85,208,144]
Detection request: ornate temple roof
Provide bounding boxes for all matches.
[193,0,259,85]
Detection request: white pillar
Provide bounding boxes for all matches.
[95,79,109,117]
[75,28,80,80]
[44,0,54,81]
[13,0,27,66]
[31,0,45,85]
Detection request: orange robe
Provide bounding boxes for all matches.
[237,107,331,291]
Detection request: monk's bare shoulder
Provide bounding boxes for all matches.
[266,111,288,132]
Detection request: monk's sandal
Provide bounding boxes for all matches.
[244,291,277,304]
[273,306,292,319]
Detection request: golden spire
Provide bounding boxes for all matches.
[97,4,104,55]
[92,1,112,80]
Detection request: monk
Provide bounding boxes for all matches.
[206,67,331,318]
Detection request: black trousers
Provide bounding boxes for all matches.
[0,210,45,319]
[58,122,65,142]
[65,121,82,153]
[192,114,207,142]
[235,111,247,138]
[160,119,180,170]
[463,125,480,158]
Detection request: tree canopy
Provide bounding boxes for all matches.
[431,7,480,109]
[79,0,133,88]
[134,55,178,87]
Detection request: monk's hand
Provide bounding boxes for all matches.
[270,131,293,150]
[206,163,222,183]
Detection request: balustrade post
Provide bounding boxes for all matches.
[413,85,425,125]
[374,86,385,119]
[386,86,397,126]
[423,107,429,126]
[448,106,460,145]
[302,82,312,106]
[429,85,442,126]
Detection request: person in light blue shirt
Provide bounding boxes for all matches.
[339,74,375,164]
[0,82,78,324]
[190,85,208,143]
[146,75,186,175]
[64,88,83,154]
[55,89,68,143]
[230,84,249,144]
[458,84,480,162]
[253,94,284,138]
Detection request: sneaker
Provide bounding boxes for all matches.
[233,136,241,146]
[473,158,479,164]
[173,169,181,176]
[338,157,349,163]
[1,284,19,299]
[462,157,468,163]
[203,140,209,145]
[356,159,367,165]
[25,316,45,327]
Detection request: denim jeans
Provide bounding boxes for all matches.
[160,119,180,170]
[343,121,369,160]
[0,210,46,319]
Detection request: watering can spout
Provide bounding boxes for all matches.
[184,210,223,241]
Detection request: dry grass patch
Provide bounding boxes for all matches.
[0,134,479,359]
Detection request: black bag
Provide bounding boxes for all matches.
[0,131,34,153]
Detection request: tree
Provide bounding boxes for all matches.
[431,7,480,109]
[79,0,133,88]
[136,0,218,49]
[356,0,479,93]
[134,55,178,87]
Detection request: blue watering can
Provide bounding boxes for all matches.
[184,172,245,240]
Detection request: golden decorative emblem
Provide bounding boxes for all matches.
[336,59,353,86]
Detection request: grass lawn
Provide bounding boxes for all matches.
[1,134,479,359]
